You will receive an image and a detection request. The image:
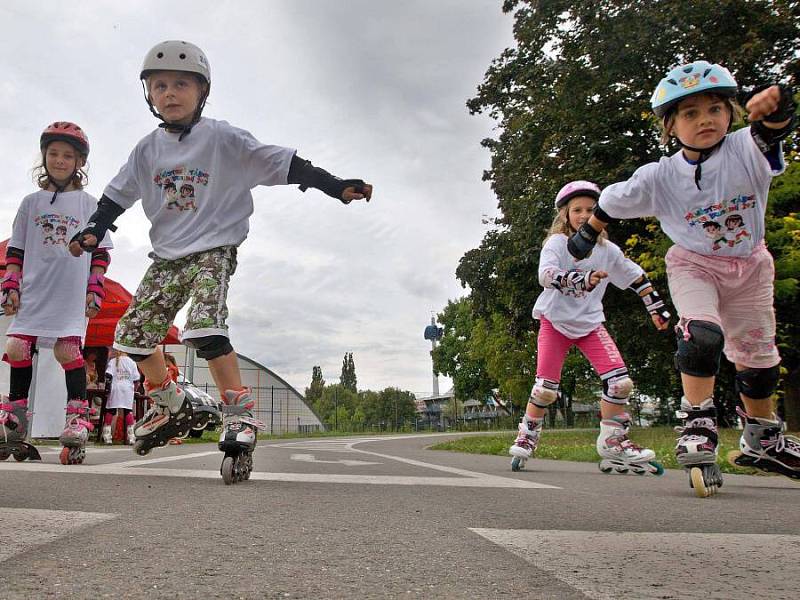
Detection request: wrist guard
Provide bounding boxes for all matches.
[87,273,106,311]
[5,246,24,269]
[546,268,595,292]
[1,271,21,307]
[567,222,600,260]
[288,154,367,204]
[630,276,671,322]
[71,195,125,251]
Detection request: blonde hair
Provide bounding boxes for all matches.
[547,202,608,243]
[659,94,745,145]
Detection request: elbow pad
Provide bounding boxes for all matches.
[287,154,366,204]
[593,205,616,225]
[5,246,24,269]
[71,195,125,251]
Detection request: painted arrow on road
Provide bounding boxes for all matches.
[290,453,382,466]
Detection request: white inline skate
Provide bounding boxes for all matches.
[0,397,41,462]
[727,407,800,481]
[508,416,543,472]
[59,399,93,465]
[675,397,723,497]
[133,377,193,456]
[101,424,113,445]
[218,389,264,485]
[597,413,663,476]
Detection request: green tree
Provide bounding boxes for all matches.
[305,365,325,406]
[340,352,357,393]
[453,0,799,420]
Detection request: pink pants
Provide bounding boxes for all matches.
[665,244,779,369]
[536,318,625,382]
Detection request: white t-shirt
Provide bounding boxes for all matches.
[532,234,644,338]
[105,355,140,410]
[104,117,296,260]
[7,190,113,339]
[598,127,783,257]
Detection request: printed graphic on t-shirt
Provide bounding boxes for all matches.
[685,194,754,252]
[153,166,210,213]
[35,213,80,247]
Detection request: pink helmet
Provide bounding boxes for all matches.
[554,180,600,209]
[40,121,90,156]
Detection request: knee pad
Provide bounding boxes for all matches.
[601,367,633,404]
[530,377,559,408]
[675,320,724,377]
[4,335,36,368]
[735,365,780,400]
[54,337,84,370]
[184,335,234,360]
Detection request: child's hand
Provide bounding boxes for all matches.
[85,293,100,319]
[2,290,20,316]
[342,182,372,203]
[69,233,97,257]
[588,270,608,289]
[651,311,670,331]
[746,85,783,122]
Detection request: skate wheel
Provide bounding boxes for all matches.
[0,450,10,461]
[598,463,613,474]
[12,449,28,462]
[221,456,235,485]
[614,467,629,474]
[690,467,710,498]
[511,456,523,472]
[59,446,70,466]
[133,440,151,456]
[632,468,646,475]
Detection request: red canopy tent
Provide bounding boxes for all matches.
[0,239,180,346]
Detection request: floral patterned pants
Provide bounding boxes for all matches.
[114,246,237,354]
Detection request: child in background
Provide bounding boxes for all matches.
[509,181,670,475]
[0,122,111,464]
[567,61,799,496]
[103,349,140,444]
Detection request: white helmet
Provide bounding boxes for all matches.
[140,40,210,83]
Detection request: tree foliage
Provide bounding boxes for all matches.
[340,352,357,393]
[447,0,800,419]
[305,365,326,406]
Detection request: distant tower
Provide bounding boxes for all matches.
[423,314,444,397]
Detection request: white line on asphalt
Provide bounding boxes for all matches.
[0,508,116,563]
[471,528,800,600]
[290,453,382,466]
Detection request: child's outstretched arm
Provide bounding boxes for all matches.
[629,274,670,331]
[745,84,797,157]
[287,154,373,204]
[69,196,126,257]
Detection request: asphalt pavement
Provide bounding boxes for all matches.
[1,433,798,599]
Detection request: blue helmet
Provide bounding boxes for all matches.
[651,61,738,118]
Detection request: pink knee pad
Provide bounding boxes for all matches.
[54,337,84,370]
[125,412,135,426]
[3,334,36,368]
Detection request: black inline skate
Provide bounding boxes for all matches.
[675,397,723,497]
[0,397,41,462]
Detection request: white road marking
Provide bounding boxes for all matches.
[471,528,800,600]
[290,453,382,466]
[0,508,116,563]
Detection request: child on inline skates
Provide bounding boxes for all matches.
[509,181,670,474]
[0,122,112,464]
[567,60,799,497]
[70,41,372,483]
[102,349,140,445]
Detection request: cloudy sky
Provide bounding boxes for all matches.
[0,1,514,397]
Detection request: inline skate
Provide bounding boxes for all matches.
[218,389,263,485]
[727,407,800,481]
[59,399,93,465]
[597,413,663,475]
[508,416,543,472]
[0,397,41,461]
[133,377,193,456]
[675,397,723,497]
